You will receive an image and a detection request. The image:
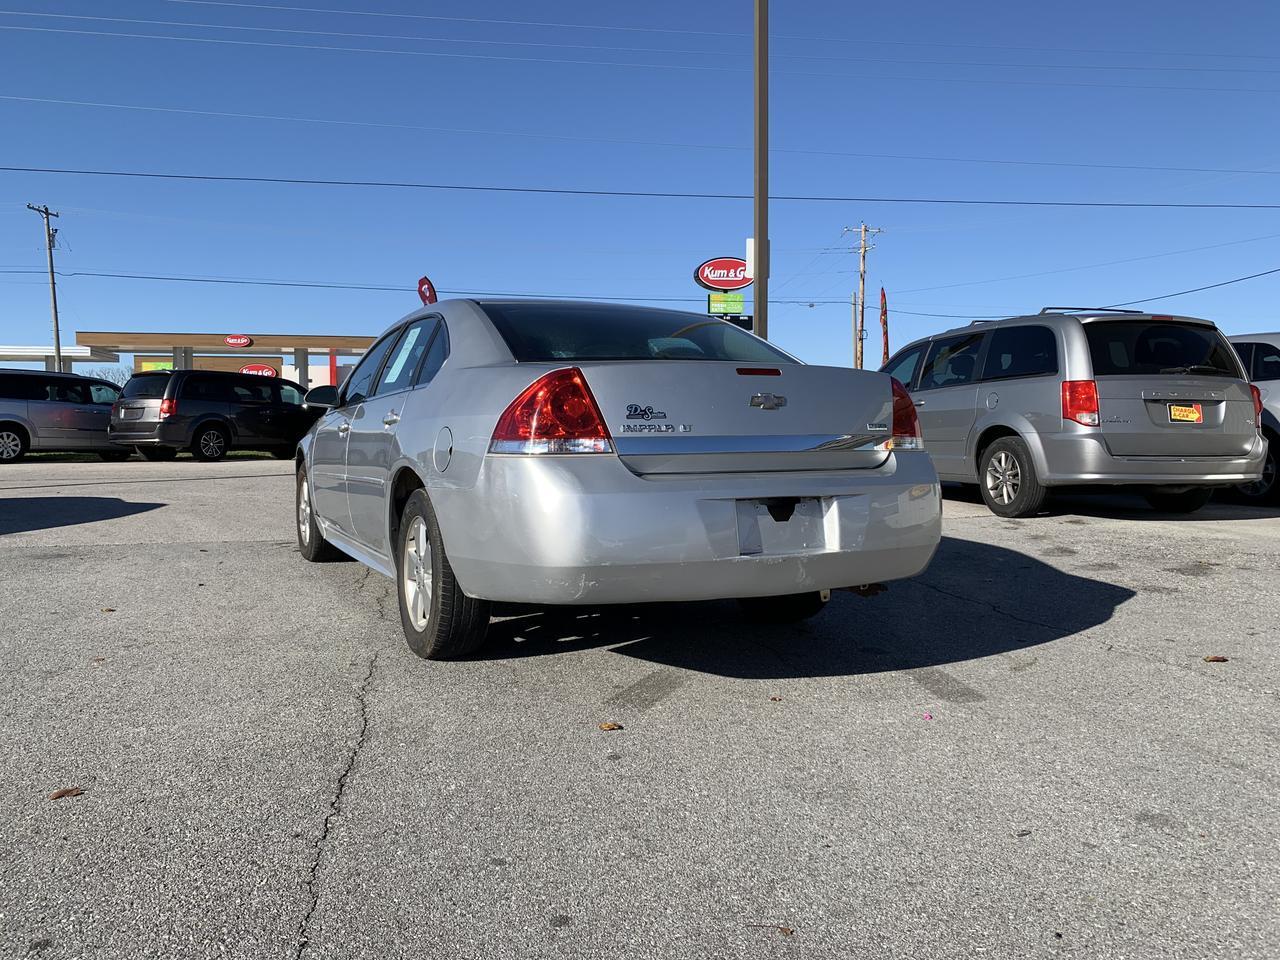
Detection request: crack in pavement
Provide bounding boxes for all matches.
[915,579,1059,633]
[293,650,380,960]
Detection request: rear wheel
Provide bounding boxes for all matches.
[397,489,490,660]
[738,591,829,624]
[1235,434,1278,505]
[0,425,28,463]
[191,425,229,462]
[137,446,178,461]
[978,436,1047,518]
[1144,487,1214,514]
[296,465,343,562]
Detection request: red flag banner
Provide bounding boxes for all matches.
[879,287,890,365]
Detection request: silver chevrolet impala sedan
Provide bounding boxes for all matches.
[294,300,942,659]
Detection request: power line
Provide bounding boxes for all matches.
[7,164,1280,209]
[159,1,1280,64]
[1103,265,1280,307]
[10,94,1280,180]
[6,24,1280,95]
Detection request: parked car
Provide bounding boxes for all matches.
[110,369,319,462]
[1228,333,1279,503]
[882,308,1265,517]
[0,369,125,463]
[294,299,942,660]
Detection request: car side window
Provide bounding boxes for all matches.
[882,344,926,388]
[375,318,437,396]
[278,383,304,405]
[1232,342,1256,375]
[89,383,120,404]
[414,321,450,386]
[981,325,1058,381]
[341,333,397,407]
[229,380,274,404]
[1254,342,1280,382]
[917,333,985,391]
[50,380,87,404]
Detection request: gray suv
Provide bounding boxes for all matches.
[1229,333,1280,503]
[0,370,125,463]
[882,308,1266,517]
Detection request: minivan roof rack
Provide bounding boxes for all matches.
[1038,306,1144,315]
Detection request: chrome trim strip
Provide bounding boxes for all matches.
[613,433,884,455]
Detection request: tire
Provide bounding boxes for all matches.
[98,449,132,462]
[1144,487,1214,514]
[738,591,829,624]
[978,436,1048,518]
[296,465,344,562]
[0,425,28,463]
[191,424,230,462]
[137,446,178,462]
[1234,433,1278,505]
[269,448,293,460]
[396,488,490,660]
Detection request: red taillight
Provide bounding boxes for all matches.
[158,398,177,419]
[888,377,923,450]
[490,367,613,455]
[1061,380,1099,427]
[1250,384,1263,426]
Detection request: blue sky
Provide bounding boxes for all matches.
[2,0,1279,367]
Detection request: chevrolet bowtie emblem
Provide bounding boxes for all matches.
[749,392,787,410]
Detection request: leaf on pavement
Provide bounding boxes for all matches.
[1202,655,1229,663]
[598,721,624,731]
[769,696,782,702]
[49,787,84,801]
[100,608,116,613]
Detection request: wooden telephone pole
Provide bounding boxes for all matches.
[753,0,769,339]
[27,204,63,370]
[847,223,882,368]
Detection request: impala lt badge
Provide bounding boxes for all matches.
[749,392,787,410]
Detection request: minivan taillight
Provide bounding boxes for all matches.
[158,398,177,418]
[887,377,924,450]
[490,367,613,455]
[1250,384,1263,427]
[1062,380,1099,427]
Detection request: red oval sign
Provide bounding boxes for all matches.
[224,334,254,348]
[695,257,752,291]
[417,275,437,305]
[239,363,277,377]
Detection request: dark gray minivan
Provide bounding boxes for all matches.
[110,369,319,462]
[0,370,125,462]
[883,309,1266,517]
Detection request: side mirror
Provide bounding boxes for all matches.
[303,385,339,410]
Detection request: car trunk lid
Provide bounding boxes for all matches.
[576,360,895,474]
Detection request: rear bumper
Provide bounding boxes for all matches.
[108,421,186,447]
[434,451,942,605]
[1039,432,1267,486]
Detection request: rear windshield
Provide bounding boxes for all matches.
[1084,321,1242,378]
[479,302,797,364]
[121,374,171,399]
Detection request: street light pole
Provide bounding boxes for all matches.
[753,0,769,340]
[27,204,62,370]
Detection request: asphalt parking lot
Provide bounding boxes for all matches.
[0,458,1276,960]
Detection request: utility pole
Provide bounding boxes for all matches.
[753,0,769,339]
[27,204,62,370]
[846,222,882,368]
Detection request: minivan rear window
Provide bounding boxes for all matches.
[121,374,170,399]
[1084,321,1241,378]
[479,302,797,364]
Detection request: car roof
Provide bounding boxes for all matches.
[1228,332,1280,343]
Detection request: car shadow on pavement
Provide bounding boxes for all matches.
[0,496,164,535]
[477,536,1137,679]
[942,482,1277,522]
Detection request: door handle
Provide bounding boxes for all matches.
[382,412,401,426]
[913,399,926,407]
[337,423,350,435]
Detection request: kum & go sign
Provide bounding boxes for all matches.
[694,257,752,291]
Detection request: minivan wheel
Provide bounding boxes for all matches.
[1143,487,1214,514]
[137,446,178,461]
[1234,436,1278,505]
[738,591,829,624]
[296,465,344,562]
[978,436,1047,518]
[396,489,490,660]
[192,425,229,462]
[0,426,27,463]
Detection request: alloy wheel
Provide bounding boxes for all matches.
[0,430,20,460]
[297,476,312,546]
[1240,447,1277,499]
[199,430,226,459]
[402,516,433,632]
[985,450,1021,505]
